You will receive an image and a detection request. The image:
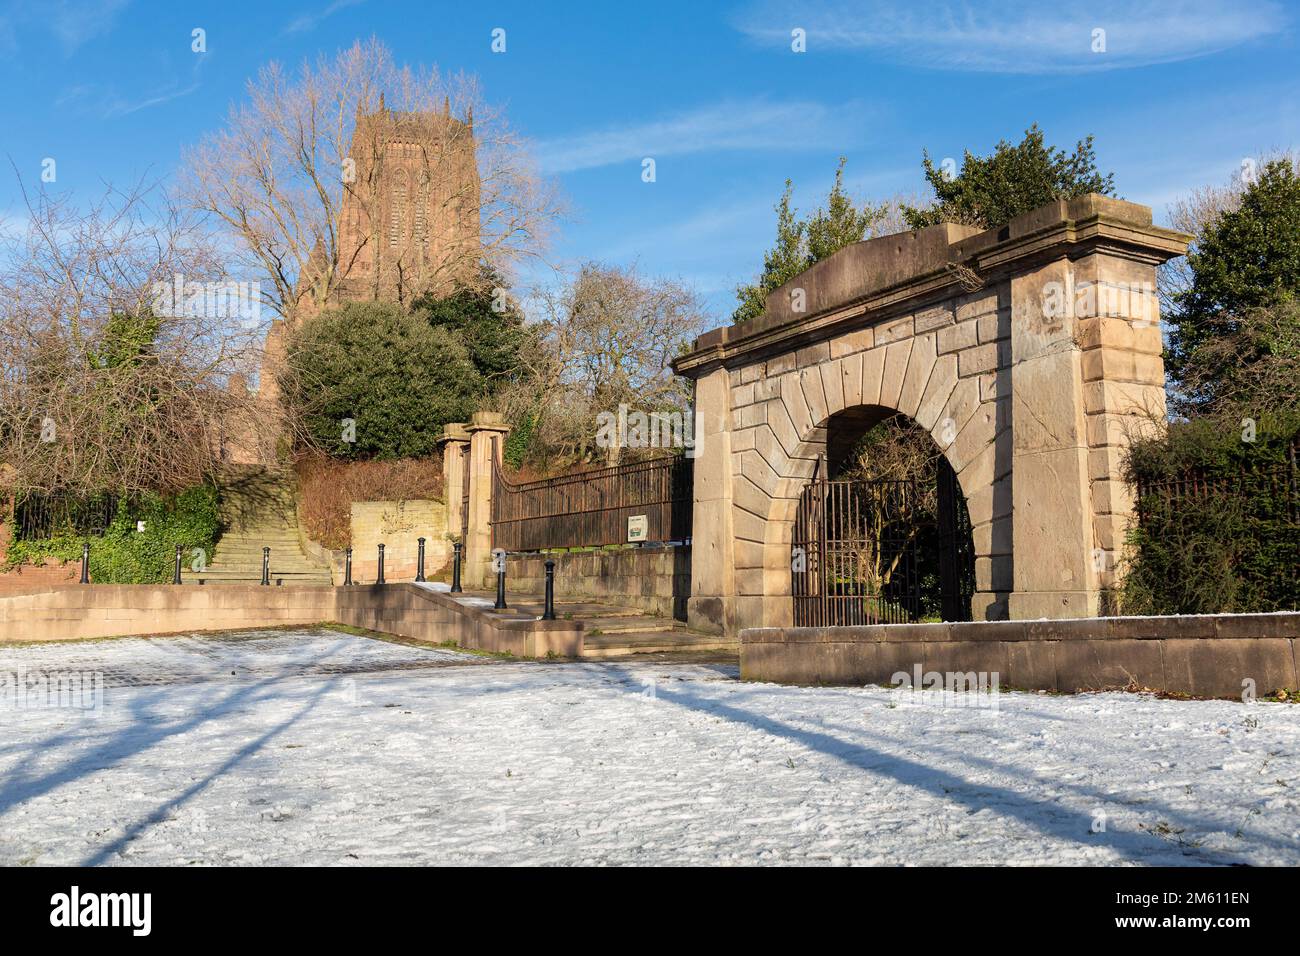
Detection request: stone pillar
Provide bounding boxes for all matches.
[438,423,470,541]
[1073,252,1167,606]
[464,411,510,590]
[686,367,737,634]
[1006,257,1102,619]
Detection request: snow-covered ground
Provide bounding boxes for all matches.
[1,628,1297,866]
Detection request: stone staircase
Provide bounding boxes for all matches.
[183,466,333,587]
[457,591,736,658]
[578,608,737,658]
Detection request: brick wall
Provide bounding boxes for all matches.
[0,561,82,594]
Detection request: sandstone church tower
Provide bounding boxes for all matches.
[296,95,481,320]
[332,95,481,307]
[230,98,481,464]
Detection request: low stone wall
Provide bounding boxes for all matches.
[335,585,582,658]
[0,583,582,658]
[741,613,1300,699]
[0,585,331,641]
[507,544,690,619]
[350,500,449,584]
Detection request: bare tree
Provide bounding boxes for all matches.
[181,37,561,323]
[500,262,706,468]
[872,191,929,237]
[0,172,263,496]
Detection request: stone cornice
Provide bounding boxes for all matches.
[674,195,1191,379]
[465,410,510,435]
[437,422,471,445]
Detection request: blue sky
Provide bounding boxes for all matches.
[1,0,1297,323]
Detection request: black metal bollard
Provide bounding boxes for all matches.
[416,537,426,582]
[261,547,270,586]
[493,552,507,610]
[376,543,386,585]
[79,542,90,584]
[173,544,183,584]
[344,547,353,586]
[450,542,463,593]
[541,559,556,620]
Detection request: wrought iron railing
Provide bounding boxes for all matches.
[1134,457,1298,522]
[459,444,470,543]
[10,493,126,541]
[490,454,693,552]
[792,463,974,626]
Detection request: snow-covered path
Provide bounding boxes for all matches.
[1,629,1297,866]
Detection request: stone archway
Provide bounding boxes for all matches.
[675,195,1188,636]
[747,326,1010,631]
[789,404,978,625]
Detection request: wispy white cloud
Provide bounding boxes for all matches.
[49,0,128,52]
[604,164,911,259]
[534,98,871,174]
[57,51,209,118]
[284,0,365,35]
[734,0,1288,73]
[102,81,200,118]
[0,0,127,55]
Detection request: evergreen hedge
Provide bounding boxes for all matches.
[1121,411,1300,615]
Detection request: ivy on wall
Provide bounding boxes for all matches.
[4,486,220,584]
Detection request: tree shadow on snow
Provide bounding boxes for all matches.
[600,666,1264,866]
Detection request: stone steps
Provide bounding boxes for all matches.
[580,631,739,658]
[183,466,333,586]
[585,617,677,634]
[452,590,735,658]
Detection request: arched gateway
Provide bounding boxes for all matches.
[673,195,1189,636]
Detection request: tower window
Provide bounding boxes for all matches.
[389,181,407,247]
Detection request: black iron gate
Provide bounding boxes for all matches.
[935,460,975,622]
[792,459,974,626]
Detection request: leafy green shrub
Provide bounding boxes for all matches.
[503,410,537,469]
[5,486,220,584]
[904,124,1115,229]
[1120,412,1300,615]
[279,301,481,460]
[1169,159,1300,403]
[410,274,532,389]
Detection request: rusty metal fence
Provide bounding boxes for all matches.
[490,454,693,552]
